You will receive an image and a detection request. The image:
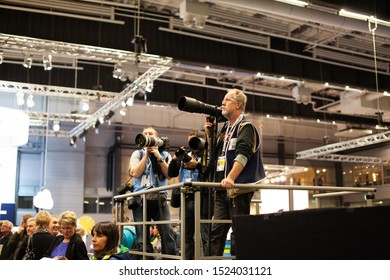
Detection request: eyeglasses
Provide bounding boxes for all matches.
[222,97,237,104]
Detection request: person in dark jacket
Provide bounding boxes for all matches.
[7,214,34,259]
[0,220,14,259]
[48,210,89,260]
[91,221,131,260]
[17,210,56,260]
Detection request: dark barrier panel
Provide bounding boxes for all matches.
[233,206,390,259]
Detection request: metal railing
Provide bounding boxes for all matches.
[113,182,376,260]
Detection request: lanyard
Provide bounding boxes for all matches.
[221,114,244,156]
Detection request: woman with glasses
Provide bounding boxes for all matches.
[48,210,89,260]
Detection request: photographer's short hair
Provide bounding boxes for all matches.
[188,129,206,139]
[143,127,158,136]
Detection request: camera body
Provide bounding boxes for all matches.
[189,137,206,151]
[175,147,192,163]
[116,183,141,210]
[127,195,142,210]
[135,134,169,151]
[116,183,133,195]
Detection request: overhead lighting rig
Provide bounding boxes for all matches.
[69,63,171,138]
[296,130,390,160]
[0,33,171,69]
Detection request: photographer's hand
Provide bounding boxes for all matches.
[183,158,199,169]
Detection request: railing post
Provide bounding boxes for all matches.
[288,189,294,211]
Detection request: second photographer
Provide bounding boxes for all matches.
[129,127,177,258]
[168,129,211,259]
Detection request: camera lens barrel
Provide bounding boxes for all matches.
[135,134,166,148]
[178,96,221,116]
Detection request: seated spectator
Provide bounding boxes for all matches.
[17,210,56,260]
[48,210,89,260]
[49,214,61,236]
[0,220,14,259]
[6,214,33,259]
[91,221,131,260]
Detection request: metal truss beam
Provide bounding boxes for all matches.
[309,154,390,164]
[29,129,70,138]
[0,33,172,67]
[296,130,390,159]
[27,111,90,127]
[69,65,171,138]
[0,80,119,100]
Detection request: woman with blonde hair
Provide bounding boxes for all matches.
[17,210,56,260]
[48,210,88,260]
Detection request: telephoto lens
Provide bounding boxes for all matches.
[134,134,169,150]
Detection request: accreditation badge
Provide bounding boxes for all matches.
[216,156,226,172]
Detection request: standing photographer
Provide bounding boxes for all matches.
[205,89,266,257]
[129,127,177,258]
[168,129,211,259]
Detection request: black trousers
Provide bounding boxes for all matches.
[206,190,254,256]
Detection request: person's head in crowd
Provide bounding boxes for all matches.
[58,211,77,241]
[26,218,37,236]
[35,210,52,230]
[49,214,61,236]
[91,221,119,259]
[19,214,33,232]
[1,220,13,237]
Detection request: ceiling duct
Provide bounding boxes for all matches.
[210,0,390,37]
[340,91,390,116]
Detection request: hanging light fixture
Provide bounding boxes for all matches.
[126,96,134,106]
[79,98,90,112]
[26,94,35,108]
[23,54,33,68]
[16,91,25,106]
[42,54,53,71]
[119,107,127,116]
[52,120,60,132]
[112,62,122,79]
[70,136,77,147]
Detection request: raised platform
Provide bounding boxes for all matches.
[233,206,390,259]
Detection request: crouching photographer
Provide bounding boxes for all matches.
[129,127,177,258]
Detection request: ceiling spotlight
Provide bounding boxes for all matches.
[104,110,115,121]
[52,120,60,132]
[42,54,53,71]
[79,99,90,112]
[26,94,35,108]
[145,81,154,93]
[70,136,77,147]
[119,107,127,116]
[23,54,33,68]
[112,63,122,79]
[16,91,25,106]
[126,96,134,106]
[93,119,101,134]
[79,129,89,142]
[131,35,147,54]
